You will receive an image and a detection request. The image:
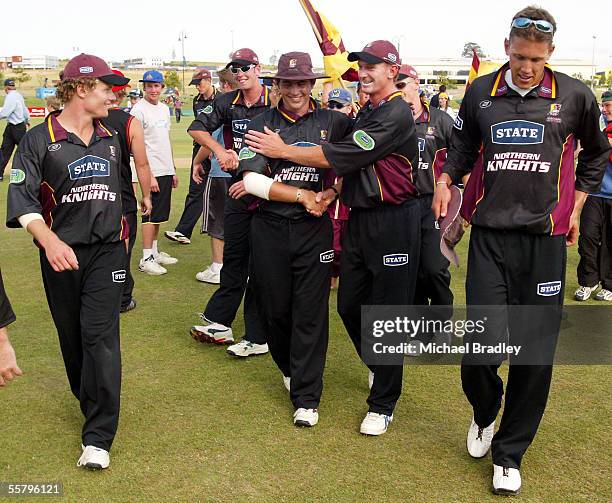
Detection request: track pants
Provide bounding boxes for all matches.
[121,211,138,309]
[414,195,453,308]
[577,195,612,290]
[175,147,208,239]
[252,213,332,409]
[203,195,266,344]
[40,241,126,451]
[461,226,566,469]
[338,201,420,415]
[0,122,27,174]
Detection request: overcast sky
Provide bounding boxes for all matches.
[6,0,611,68]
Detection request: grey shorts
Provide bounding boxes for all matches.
[202,177,230,240]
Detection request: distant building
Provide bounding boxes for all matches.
[124,57,164,69]
[11,55,59,70]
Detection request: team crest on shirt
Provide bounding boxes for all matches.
[353,130,375,151]
[546,103,563,124]
[203,104,213,114]
[426,126,436,138]
[320,129,328,141]
[68,155,110,180]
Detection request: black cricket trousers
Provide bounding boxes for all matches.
[251,213,332,409]
[577,195,612,291]
[121,211,137,309]
[0,122,27,175]
[40,241,126,451]
[462,225,566,469]
[203,195,266,344]
[338,201,421,416]
[174,146,208,239]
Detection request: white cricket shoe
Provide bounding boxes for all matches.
[190,321,234,344]
[226,340,269,357]
[293,408,319,427]
[283,376,291,391]
[196,267,221,284]
[77,445,110,470]
[164,231,191,244]
[467,417,495,458]
[360,412,393,436]
[139,256,167,275]
[155,251,178,265]
[595,288,612,301]
[368,370,374,390]
[492,464,521,495]
[574,285,597,301]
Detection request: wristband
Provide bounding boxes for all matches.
[296,189,303,203]
[436,181,450,187]
[330,186,339,199]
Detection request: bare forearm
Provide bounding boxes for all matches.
[25,220,58,248]
[194,145,212,165]
[573,190,588,214]
[134,162,151,198]
[269,181,302,203]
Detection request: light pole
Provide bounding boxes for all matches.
[178,30,187,94]
[591,35,596,90]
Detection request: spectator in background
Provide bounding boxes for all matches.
[127,90,141,111]
[0,79,30,181]
[355,81,368,111]
[173,92,183,123]
[575,90,612,301]
[429,83,446,109]
[45,96,62,115]
[437,92,457,120]
[327,87,354,116]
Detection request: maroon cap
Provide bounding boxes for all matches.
[62,53,129,86]
[439,185,465,267]
[190,68,212,85]
[348,40,401,66]
[225,48,260,68]
[273,52,326,81]
[398,64,419,81]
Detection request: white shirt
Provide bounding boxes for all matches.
[130,99,174,177]
[0,90,30,125]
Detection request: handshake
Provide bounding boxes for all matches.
[228,183,337,217]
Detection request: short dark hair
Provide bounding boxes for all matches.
[439,84,446,92]
[510,5,556,44]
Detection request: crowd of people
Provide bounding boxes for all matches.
[0,4,610,497]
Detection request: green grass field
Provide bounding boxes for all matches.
[0,118,610,503]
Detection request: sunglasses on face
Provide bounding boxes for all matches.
[328,101,348,110]
[229,64,255,74]
[511,17,554,33]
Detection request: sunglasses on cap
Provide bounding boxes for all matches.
[328,101,348,110]
[229,64,255,74]
[511,17,554,33]
[396,79,417,90]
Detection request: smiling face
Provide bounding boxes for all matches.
[81,80,115,118]
[232,64,261,91]
[278,79,314,115]
[358,61,399,103]
[504,36,554,89]
[144,82,164,104]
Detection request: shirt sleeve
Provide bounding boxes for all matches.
[188,94,226,134]
[322,106,413,176]
[6,132,45,228]
[129,105,145,125]
[236,114,269,176]
[22,97,30,122]
[326,110,354,142]
[0,93,17,120]
[443,85,483,183]
[574,87,611,193]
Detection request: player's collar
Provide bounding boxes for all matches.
[232,86,270,107]
[490,62,557,99]
[415,102,430,124]
[277,98,317,123]
[46,112,113,144]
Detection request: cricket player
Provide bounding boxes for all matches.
[432,7,610,494]
[6,53,131,469]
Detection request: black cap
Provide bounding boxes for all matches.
[4,79,16,87]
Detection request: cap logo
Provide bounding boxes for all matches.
[289,59,297,68]
[79,66,94,74]
[387,53,397,63]
[330,89,340,97]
